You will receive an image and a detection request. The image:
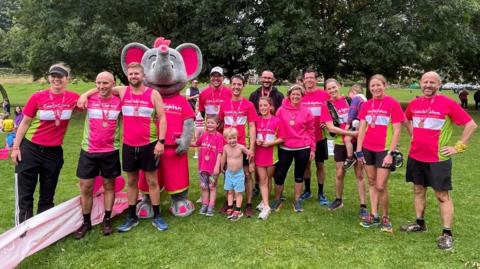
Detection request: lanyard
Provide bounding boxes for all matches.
[369,98,384,128]
[418,96,436,128]
[230,98,244,126]
[48,90,65,126]
[100,98,112,127]
[130,87,145,116]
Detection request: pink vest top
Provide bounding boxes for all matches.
[121,86,157,146]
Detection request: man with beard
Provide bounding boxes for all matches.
[249,70,284,114]
[401,71,477,250]
[78,63,168,232]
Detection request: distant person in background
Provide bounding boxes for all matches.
[3,98,10,115]
[474,89,480,110]
[458,89,469,108]
[14,106,23,128]
[185,80,200,111]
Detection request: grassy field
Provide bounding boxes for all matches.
[0,81,479,269]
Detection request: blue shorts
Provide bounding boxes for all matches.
[224,169,245,192]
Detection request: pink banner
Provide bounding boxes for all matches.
[0,192,128,269]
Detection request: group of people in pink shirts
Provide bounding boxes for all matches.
[10,61,476,251]
[193,67,476,251]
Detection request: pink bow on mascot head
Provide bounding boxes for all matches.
[121,37,202,217]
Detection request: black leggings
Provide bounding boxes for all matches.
[274,147,310,186]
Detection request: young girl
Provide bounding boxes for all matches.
[193,116,224,216]
[254,97,283,220]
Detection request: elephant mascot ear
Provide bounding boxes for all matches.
[176,43,203,80]
[120,42,149,76]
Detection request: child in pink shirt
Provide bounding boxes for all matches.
[254,97,283,220]
[193,116,224,216]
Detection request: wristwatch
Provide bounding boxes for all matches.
[387,150,394,156]
[158,139,165,144]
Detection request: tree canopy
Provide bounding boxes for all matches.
[1,0,479,84]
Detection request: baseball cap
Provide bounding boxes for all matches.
[210,66,224,76]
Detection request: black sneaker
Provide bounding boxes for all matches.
[342,158,357,170]
[328,198,343,211]
[400,222,427,232]
[437,234,454,251]
[73,222,91,240]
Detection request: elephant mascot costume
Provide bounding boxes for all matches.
[121,37,202,217]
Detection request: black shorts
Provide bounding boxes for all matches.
[406,157,452,191]
[76,150,121,179]
[315,139,329,163]
[363,148,395,170]
[334,144,347,162]
[122,142,159,172]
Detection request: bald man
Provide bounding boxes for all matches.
[401,71,477,250]
[249,70,284,114]
[73,71,123,239]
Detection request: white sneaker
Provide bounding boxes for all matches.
[258,207,271,220]
[256,201,265,211]
[193,155,198,159]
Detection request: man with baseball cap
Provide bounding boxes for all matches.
[198,66,232,118]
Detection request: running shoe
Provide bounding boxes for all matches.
[117,217,139,232]
[293,200,304,213]
[230,210,243,221]
[328,198,343,211]
[400,222,427,232]
[299,191,312,201]
[73,222,91,240]
[258,207,271,220]
[318,193,330,206]
[360,214,380,228]
[245,205,254,218]
[219,201,228,214]
[199,204,208,215]
[437,234,454,251]
[280,193,287,201]
[226,208,234,219]
[359,207,369,221]
[342,158,357,170]
[193,154,198,159]
[270,199,283,212]
[380,216,393,233]
[256,201,265,211]
[102,218,113,236]
[152,216,168,231]
[205,206,215,217]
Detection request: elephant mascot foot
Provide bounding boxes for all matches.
[136,194,154,219]
[169,190,195,217]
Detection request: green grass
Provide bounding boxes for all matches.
[1,82,479,268]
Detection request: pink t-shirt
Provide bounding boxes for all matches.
[162,95,195,146]
[219,97,257,146]
[405,95,472,162]
[329,97,350,145]
[358,95,405,152]
[196,131,225,173]
[276,100,316,151]
[81,93,121,153]
[198,85,232,116]
[121,86,157,146]
[23,89,79,146]
[255,115,281,166]
[302,89,331,141]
